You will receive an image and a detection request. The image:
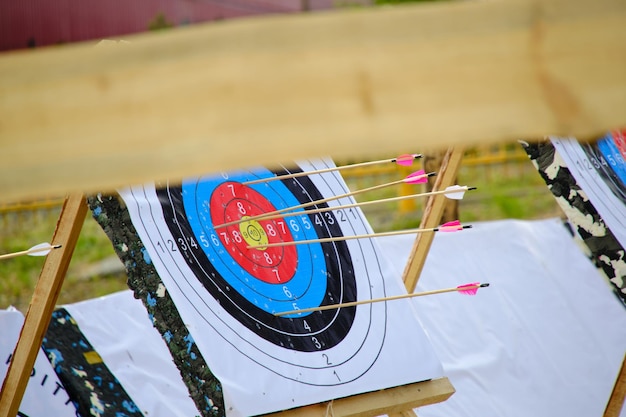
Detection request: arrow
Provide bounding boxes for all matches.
[247,220,471,249]
[239,185,476,224]
[0,243,62,261]
[403,169,432,184]
[439,184,475,200]
[243,154,423,185]
[215,170,436,229]
[436,219,465,232]
[274,282,490,317]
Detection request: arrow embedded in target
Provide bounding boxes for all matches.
[0,242,62,261]
[247,220,471,249]
[274,282,490,316]
[241,185,476,223]
[243,153,423,185]
[215,170,436,229]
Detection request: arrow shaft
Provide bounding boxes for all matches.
[275,285,482,316]
[217,177,406,229]
[243,154,422,185]
[0,244,59,261]
[248,226,442,248]
[242,186,472,223]
[0,249,31,260]
[216,172,433,229]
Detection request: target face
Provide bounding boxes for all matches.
[122,160,389,386]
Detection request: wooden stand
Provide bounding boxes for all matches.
[386,147,464,417]
[402,148,465,293]
[0,194,87,417]
[604,353,626,417]
[265,378,454,417]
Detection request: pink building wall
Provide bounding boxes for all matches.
[0,0,335,51]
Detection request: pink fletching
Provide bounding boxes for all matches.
[439,220,462,232]
[395,154,417,167]
[457,282,480,295]
[403,169,427,184]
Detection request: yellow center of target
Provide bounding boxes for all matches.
[239,216,268,250]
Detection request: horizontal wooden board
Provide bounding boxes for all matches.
[263,377,455,417]
[0,0,624,202]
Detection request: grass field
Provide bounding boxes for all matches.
[0,211,129,313]
[0,156,561,313]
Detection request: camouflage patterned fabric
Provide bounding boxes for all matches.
[87,194,224,417]
[521,139,626,307]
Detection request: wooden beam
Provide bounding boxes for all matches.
[403,148,464,292]
[264,378,455,417]
[387,148,463,417]
[604,353,626,417]
[0,0,624,203]
[0,194,87,417]
[389,412,420,417]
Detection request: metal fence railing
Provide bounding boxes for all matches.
[0,198,64,232]
[339,144,557,229]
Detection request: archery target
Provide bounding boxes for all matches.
[120,160,389,386]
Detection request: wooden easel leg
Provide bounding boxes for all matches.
[389,147,464,417]
[0,194,87,417]
[389,411,421,417]
[604,353,626,417]
[402,147,465,293]
[265,378,454,417]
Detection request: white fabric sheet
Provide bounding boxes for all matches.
[378,218,626,417]
[63,292,200,417]
[0,309,77,417]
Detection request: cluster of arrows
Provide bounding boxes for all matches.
[219,152,489,315]
[0,153,489,313]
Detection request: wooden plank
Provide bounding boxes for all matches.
[403,148,464,292]
[0,194,87,417]
[389,412,420,417]
[0,0,625,203]
[604,353,626,417]
[264,378,454,417]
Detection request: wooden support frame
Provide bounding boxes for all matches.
[403,148,465,292]
[0,194,87,417]
[604,353,626,417]
[264,378,454,417]
[387,147,464,417]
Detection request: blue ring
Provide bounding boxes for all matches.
[181,168,327,315]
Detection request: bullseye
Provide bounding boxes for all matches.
[240,217,268,249]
